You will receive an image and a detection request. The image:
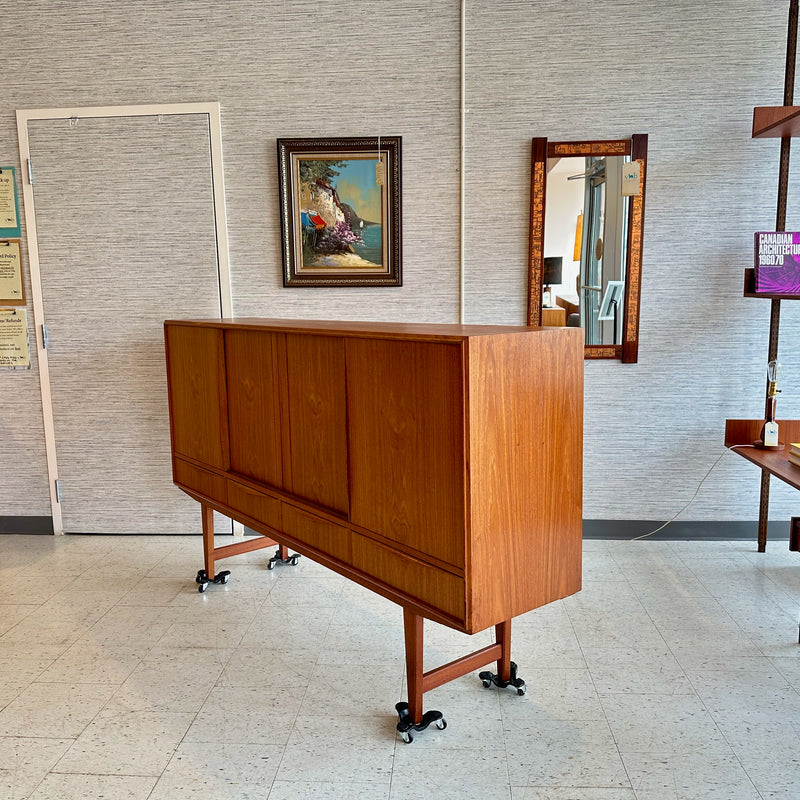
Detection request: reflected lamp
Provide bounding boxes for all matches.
[543,257,563,308]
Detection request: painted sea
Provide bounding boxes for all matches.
[352,223,382,266]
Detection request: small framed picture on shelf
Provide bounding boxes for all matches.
[277,136,402,287]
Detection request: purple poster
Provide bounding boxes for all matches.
[754,231,800,294]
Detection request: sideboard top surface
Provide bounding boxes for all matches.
[164,317,572,342]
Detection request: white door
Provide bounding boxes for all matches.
[21,107,232,534]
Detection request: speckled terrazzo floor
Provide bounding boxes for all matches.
[1,534,799,799]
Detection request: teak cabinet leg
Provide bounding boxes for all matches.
[395,609,445,744]
[194,503,231,593]
[790,517,800,552]
[479,621,526,696]
[192,503,300,590]
[202,503,215,580]
[495,619,512,683]
[395,609,526,743]
[267,544,301,570]
[403,610,425,724]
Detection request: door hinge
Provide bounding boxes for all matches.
[41,323,50,349]
[27,157,34,185]
[55,479,63,504]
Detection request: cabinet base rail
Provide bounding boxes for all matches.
[399,609,526,742]
[197,504,528,740]
[196,502,297,592]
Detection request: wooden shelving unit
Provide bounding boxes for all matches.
[752,105,800,138]
[725,0,800,552]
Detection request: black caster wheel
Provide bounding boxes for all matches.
[478,661,526,695]
[395,702,446,743]
[267,550,301,570]
[194,568,230,592]
[209,570,231,587]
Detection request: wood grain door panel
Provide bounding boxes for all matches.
[346,338,466,568]
[285,334,349,515]
[165,324,229,470]
[173,457,228,502]
[225,329,284,488]
[466,330,584,629]
[226,479,283,533]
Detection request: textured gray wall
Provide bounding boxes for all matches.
[2,0,799,525]
[464,0,800,522]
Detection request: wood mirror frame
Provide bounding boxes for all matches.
[528,135,647,362]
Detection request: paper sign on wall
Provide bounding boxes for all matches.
[0,240,25,304]
[0,307,30,368]
[0,167,21,238]
[621,161,641,196]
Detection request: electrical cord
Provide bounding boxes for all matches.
[631,444,753,540]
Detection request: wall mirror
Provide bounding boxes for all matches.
[528,136,647,362]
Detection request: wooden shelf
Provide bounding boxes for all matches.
[742,268,800,299]
[752,106,800,138]
[725,419,800,492]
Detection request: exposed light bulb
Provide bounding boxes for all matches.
[767,359,782,399]
[767,359,781,383]
[761,359,782,447]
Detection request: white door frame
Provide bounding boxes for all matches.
[16,102,234,535]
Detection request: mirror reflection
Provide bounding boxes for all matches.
[528,136,647,362]
[544,155,631,347]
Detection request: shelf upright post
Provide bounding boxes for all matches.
[758,0,799,551]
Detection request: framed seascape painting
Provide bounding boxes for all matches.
[277,136,402,286]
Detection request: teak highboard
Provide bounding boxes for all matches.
[164,318,583,740]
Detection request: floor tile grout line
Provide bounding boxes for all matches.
[244,559,343,796]
[673,538,799,601]
[147,555,292,797]
[601,540,765,795]
[748,548,800,615]
[670,540,800,666]
[561,586,641,799]
[485,623,513,795]
[627,541,770,800]
[46,542,269,792]
[677,540,800,800]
